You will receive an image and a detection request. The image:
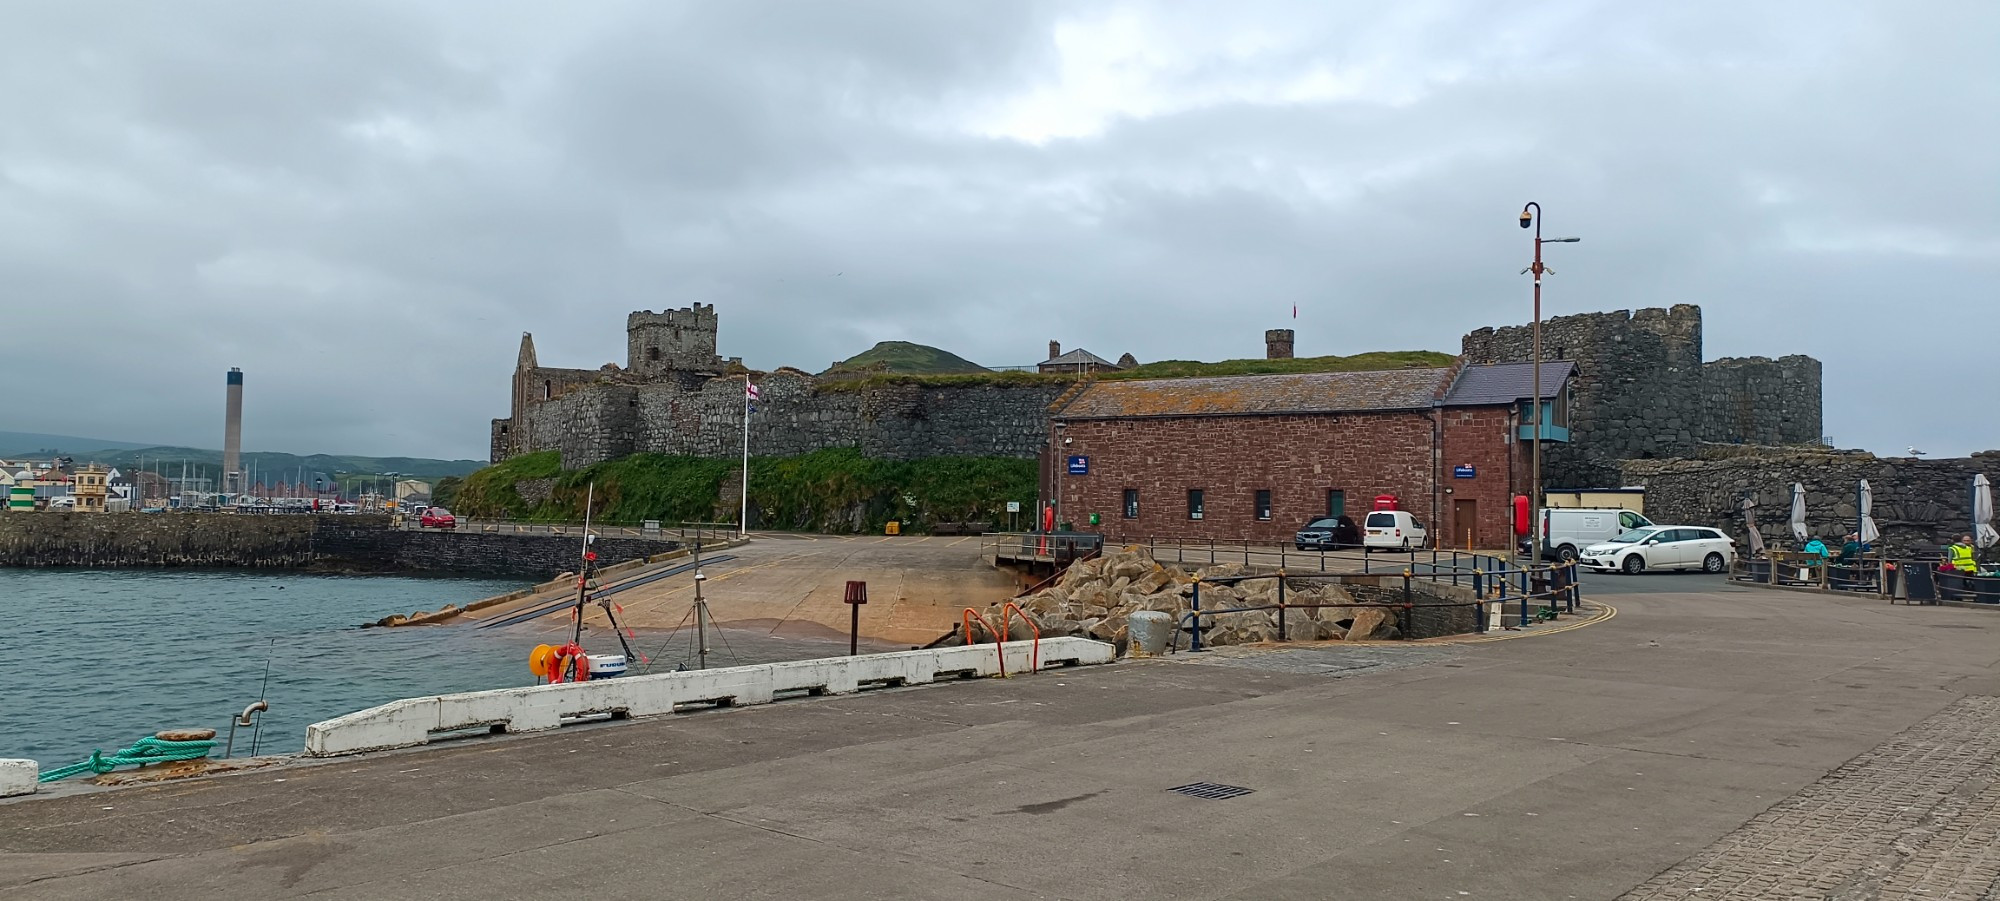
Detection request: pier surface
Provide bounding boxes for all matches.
[10,575,2000,899]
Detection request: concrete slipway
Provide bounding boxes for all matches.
[10,574,2000,899]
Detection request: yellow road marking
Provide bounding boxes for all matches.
[1453,600,1618,643]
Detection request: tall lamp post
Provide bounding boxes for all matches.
[1518,203,1579,566]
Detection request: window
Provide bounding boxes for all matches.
[1326,489,1346,519]
[1187,489,1204,520]
[1618,511,1649,530]
[1366,512,1397,528]
[1254,490,1272,521]
[647,347,660,362]
[543,380,552,400]
[1123,489,1139,519]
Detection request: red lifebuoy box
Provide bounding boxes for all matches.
[1513,495,1531,536]
[1372,494,1399,511]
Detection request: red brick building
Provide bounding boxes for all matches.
[1045,362,1573,549]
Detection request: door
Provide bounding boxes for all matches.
[1453,499,1478,549]
[1653,528,1694,568]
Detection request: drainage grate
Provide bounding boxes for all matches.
[1167,782,1255,800]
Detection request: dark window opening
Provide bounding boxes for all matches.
[543,380,552,400]
[1122,489,1139,519]
[1255,489,1272,521]
[647,347,660,362]
[1326,489,1345,519]
[1187,489,1205,520]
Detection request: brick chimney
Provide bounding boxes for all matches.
[1265,329,1295,360]
[1048,340,1061,361]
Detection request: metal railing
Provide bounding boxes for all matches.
[981,532,1106,566]
[401,517,737,544]
[1167,559,1584,652]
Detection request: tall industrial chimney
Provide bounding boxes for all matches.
[223,368,244,496]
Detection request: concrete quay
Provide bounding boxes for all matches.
[11,574,2000,899]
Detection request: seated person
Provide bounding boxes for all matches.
[1802,536,1830,560]
[1836,532,1862,566]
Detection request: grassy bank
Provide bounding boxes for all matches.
[457,448,1037,534]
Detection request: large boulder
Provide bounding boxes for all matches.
[1343,605,1403,641]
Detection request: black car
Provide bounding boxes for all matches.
[1295,516,1360,550]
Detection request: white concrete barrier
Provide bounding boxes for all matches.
[0,758,38,797]
[305,637,1114,757]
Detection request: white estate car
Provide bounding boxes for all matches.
[1580,525,1735,574]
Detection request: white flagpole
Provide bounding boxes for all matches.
[740,376,751,539]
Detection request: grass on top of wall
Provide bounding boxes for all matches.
[1102,350,1456,380]
[457,448,1037,533]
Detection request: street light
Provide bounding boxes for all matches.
[1519,202,1580,568]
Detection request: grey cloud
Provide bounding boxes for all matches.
[0,1,1992,461]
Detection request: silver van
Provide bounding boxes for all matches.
[1527,508,1654,561]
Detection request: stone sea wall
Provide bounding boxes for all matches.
[0,514,676,577]
[1622,447,2000,556]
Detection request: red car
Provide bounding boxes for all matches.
[419,508,457,530]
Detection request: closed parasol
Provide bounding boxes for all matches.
[1858,480,1880,545]
[1976,474,1998,549]
[1790,482,1808,544]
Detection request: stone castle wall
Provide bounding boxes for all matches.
[1621,448,2000,556]
[1463,305,1823,488]
[522,373,1069,468]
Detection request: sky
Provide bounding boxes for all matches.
[2,1,1993,461]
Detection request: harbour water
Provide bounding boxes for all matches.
[3,569,531,766]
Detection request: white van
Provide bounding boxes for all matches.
[1531,508,1655,562]
[1362,510,1428,552]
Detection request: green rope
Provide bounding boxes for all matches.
[38,736,216,783]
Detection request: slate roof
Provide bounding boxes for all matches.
[1041,348,1117,368]
[1443,361,1576,406]
[1055,368,1455,420]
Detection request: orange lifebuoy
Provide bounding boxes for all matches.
[552,642,590,683]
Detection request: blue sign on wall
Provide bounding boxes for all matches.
[1067,455,1090,475]
[1453,464,1477,479]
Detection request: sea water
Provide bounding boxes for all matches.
[0,569,531,766]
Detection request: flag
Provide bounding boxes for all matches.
[1292,303,1297,319]
[746,382,761,400]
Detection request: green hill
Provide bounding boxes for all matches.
[76,447,483,490]
[825,341,989,375]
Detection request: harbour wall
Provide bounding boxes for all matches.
[0,514,676,578]
[1622,447,2000,556]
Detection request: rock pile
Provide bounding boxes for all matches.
[972,545,1403,650]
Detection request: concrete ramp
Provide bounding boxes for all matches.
[304,637,1113,757]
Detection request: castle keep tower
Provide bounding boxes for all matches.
[1265,329,1295,360]
[627,304,724,380]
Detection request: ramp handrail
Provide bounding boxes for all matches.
[999,602,1041,674]
[961,608,1007,677]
